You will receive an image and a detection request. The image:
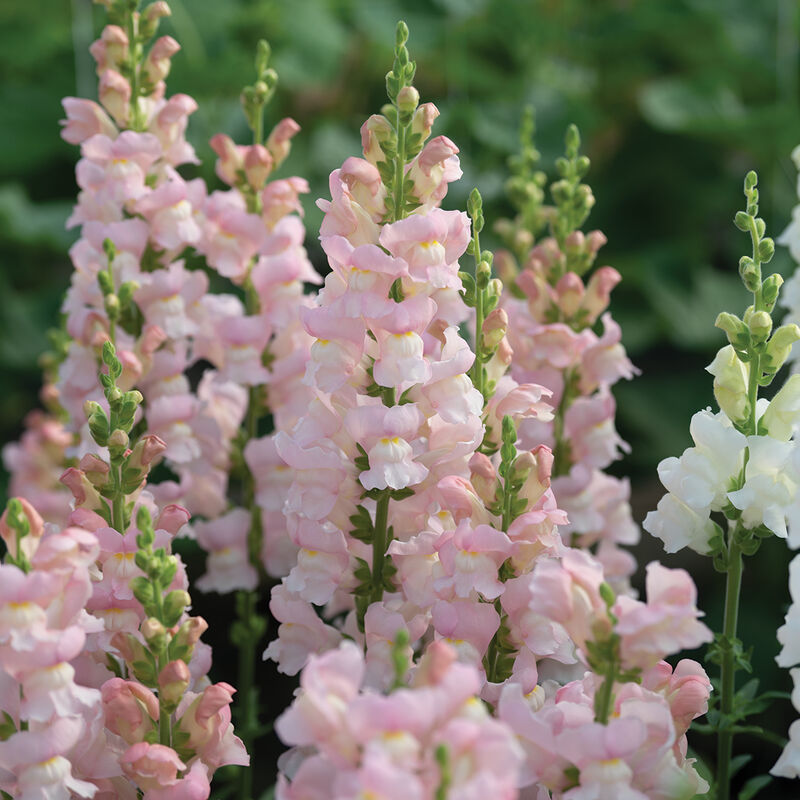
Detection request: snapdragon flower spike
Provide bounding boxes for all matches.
[268,25,562,693]
[9,0,319,587]
[644,171,800,798]
[497,121,639,592]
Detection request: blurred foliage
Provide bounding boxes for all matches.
[2,0,800,794]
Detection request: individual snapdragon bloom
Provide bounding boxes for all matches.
[644,408,747,554]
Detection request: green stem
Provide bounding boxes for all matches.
[112,461,125,532]
[747,354,760,437]
[371,491,391,603]
[594,662,616,725]
[156,646,171,747]
[392,121,407,222]
[551,368,578,478]
[715,536,743,800]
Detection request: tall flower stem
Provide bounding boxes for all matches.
[370,491,391,603]
[715,535,743,800]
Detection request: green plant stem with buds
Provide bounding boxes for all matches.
[358,20,421,614]
[714,171,777,800]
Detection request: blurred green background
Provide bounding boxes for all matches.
[3,0,800,796]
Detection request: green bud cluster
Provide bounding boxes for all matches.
[98,238,141,342]
[487,416,530,530]
[550,125,595,269]
[716,171,799,425]
[460,188,505,406]
[2,497,32,573]
[130,507,187,627]
[84,342,154,529]
[501,106,548,258]
[242,39,278,144]
[372,22,424,221]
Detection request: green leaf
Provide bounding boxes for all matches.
[738,775,772,800]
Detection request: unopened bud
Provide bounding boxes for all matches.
[764,324,800,374]
[739,256,759,292]
[748,310,772,342]
[482,308,508,351]
[361,114,394,164]
[715,312,749,350]
[706,345,750,423]
[79,453,110,488]
[158,660,191,710]
[141,618,167,647]
[469,453,497,506]
[108,428,129,451]
[762,273,784,312]
[396,85,419,114]
[555,271,584,317]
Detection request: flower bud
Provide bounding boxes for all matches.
[108,428,130,454]
[79,453,111,488]
[706,345,750,424]
[715,311,749,351]
[141,618,167,649]
[469,453,497,506]
[172,616,208,658]
[396,85,420,114]
[60,468,106,512]
[518,445,553,507]
[739,256,759,292]
[89,25,129,75]
[110,632,148,668]
[0,497,43,561]
[162,590,191,628]
[748,310,772,343]
[764,324,800,374]
[762,273,784,313]
[102,679,159,745]
[143,36,180,86]
[141,1,172,40]
[761,374,800,441]
[493,250,518,285]
[361,114,394,164]
[581,266,620,324]
[209,133,244,187]
[266,117,300,168]
[482,308,508,351]
[98,69,131,126]
[158,660,191,711]
[244,144,273,190]
[411,102,439,144]
[554,271,584,317]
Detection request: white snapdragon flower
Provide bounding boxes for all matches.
[642,493,717,555]
[727,435,800,541]
[762,374,800,441]
[657,409,746,512]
